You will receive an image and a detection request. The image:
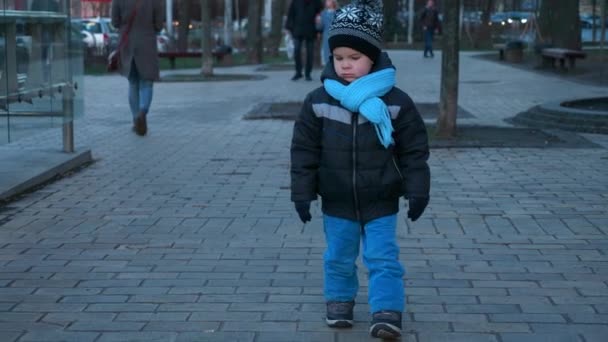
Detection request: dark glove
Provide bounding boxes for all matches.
[407,197,429,222]
[295,201,312,223]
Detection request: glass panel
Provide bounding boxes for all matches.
[0,0,83,146]
[1,0,8,144]
[69,0,84,128]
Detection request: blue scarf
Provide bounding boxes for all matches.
[323,68,396,148]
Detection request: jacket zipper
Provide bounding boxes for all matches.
[352,113,361,223]
[392,157,404,180]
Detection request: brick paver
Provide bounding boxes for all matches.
[0,51,607,341]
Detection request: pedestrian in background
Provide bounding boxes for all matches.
[420,0,441,58]
[316,0,338,66]
[111,0,164,136]
[290,0,430,339]
[286,0,323,81]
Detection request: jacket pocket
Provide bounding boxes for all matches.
[376,158,404,200]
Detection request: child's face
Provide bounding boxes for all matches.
[332,47,374,83]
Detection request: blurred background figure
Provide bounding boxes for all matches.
[286,0,323,81]
[420,0,440,58]
[316,0,338,67]
[111,0,164,136]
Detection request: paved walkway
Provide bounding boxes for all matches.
[0,51,607,342]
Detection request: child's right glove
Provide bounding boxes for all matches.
[407,197,429,222]
[294,201,312,223]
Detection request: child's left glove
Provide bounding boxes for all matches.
[294,201,312,223]
[407,197,429,222]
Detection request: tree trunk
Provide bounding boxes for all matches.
[474,0,493,48]
[592,0,597,43]
[177,0,192,52]
[268,0,286,57]
[201,0,214,76]
[224,0,234,46]
[601,0,607,47]
[247,0,264,63]
[384,0,400,42]
[538,0,581,49]
[407,0,414,45]
[436,0,460,138]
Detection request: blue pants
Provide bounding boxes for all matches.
[128,60,153,118]
[323,214,405,313]
[424,28,435,57]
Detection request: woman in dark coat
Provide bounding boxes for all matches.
[286,0,323,81]
[111,0,164,136]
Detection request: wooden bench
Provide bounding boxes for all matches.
[541,48,586,70]
[158,46,232,69]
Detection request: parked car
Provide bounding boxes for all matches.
[580,14,606,29]
[81,18,119,57]
[157,29,172,52]
[490,12,533,26]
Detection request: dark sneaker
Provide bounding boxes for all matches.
[291,74,303,81]
[325,301,355,328]
[305,75,312,81]
[370,311,402,339]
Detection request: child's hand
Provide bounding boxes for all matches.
[295,201,312,223]
[407,197,429,222]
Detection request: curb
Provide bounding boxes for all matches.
[0,149,93,202]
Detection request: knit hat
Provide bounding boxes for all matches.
[328,0,384,62]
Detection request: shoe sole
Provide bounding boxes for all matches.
[370,322,401,339]
[326,318,353,328]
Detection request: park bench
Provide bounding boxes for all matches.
[158,45,232,69]
[540,48,586,70]
[494,43,506,60]
[494,41,523,63]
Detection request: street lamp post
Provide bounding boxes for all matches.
[166,0,173,38]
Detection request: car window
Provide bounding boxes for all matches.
[83,22,102,34]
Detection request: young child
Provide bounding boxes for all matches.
[290,0,431,339]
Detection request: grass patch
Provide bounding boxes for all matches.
[85,52,291,75]
[160,73,266,82]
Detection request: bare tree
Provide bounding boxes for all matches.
[268,0,287,57]
[247,0,264,63]
[602,0,607,48]
[407,0,415,45]
[538,0,581,49]
[177,0,193,52]
[436,0,460,138]
[201,0,214,76]
[474,0,493,49]
[224,0,234,46]
[384,0,400,42]
[593,0,597,43]
[601,0,607,83]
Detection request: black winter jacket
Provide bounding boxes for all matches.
[290,53,431,224]
[286,0,323,39]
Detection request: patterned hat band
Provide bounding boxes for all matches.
[328,27,382,49]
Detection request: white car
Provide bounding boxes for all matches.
[81,18,119,57]
[157,30,172,52]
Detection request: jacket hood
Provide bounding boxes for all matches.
[320,52,396,84]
